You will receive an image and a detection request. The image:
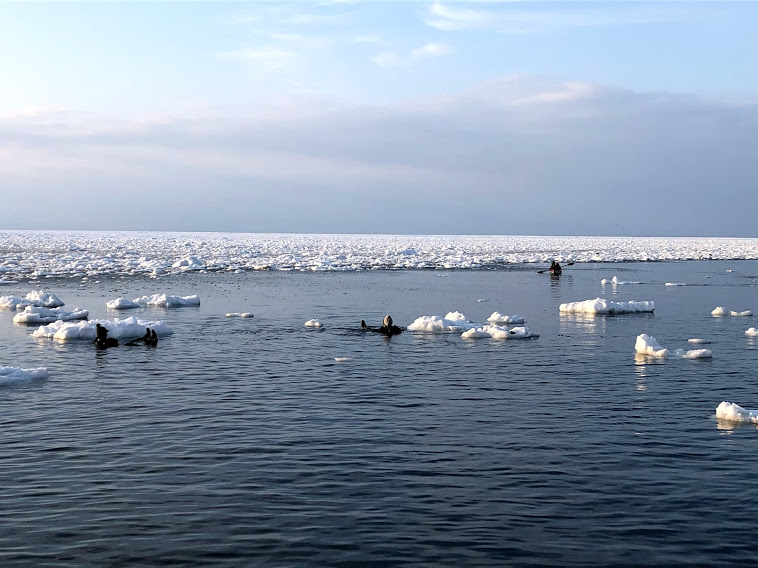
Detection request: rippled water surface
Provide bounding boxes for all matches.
[2,260,758,566]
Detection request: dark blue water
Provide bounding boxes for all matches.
[1,261,757,566]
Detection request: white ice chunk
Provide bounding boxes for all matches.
[560,298,655,315]
[226,312,254,318]
[636,333,712,358]
[304,319,322,327]
[688,338,711,344]
[408,311,475,332]
[716,401,758,424]
[487,312,525,325]
[462,324,538,339]
[635,334,669,357]
[13,306,89,324]
[746,328,758,337]
[32,317,173,341]
[106,298,140,310]
[712,306,752,317]
[133,294,200,308]
[665,282,686,286]
[673,348,712,359]
[601,276,641,285]
[334,357,350,362]
[0,291,65,310]
[0,366,49,386]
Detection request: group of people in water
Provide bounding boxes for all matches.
[94,323,158,349]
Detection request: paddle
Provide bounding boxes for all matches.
[538,262,574,274]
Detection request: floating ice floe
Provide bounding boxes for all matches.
[560,298,655,315]
[334,357,350,362]
[665,282,686,286]
[32,317,173,341]
[408,311,476,332]
[172,256,205,271]
[461,325,538,340]
[711,307,752,317]
[746,328,758,337]
[304,319,322,327]
[133,294,200,308]
[487,312,525,325]
[106,298,140,310]
[0,291,65,310]
[226,312,254,318]
[688,338,711,344]
[0,366,49,386]
[13,306,89,324]
[635,334,712,358]
[601,276,641,285]
[715,401,758,424]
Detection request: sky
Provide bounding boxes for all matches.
[1,1,757,237]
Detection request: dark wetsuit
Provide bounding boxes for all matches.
[361,318,403,336]
[93,323,118,348]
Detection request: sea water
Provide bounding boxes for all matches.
[1,238,758,566]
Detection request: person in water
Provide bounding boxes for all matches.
[361,314,403,336]
[126,327,156,346]
[93,323,119,348]
[550,260,562,273]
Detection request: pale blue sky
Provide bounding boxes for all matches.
[1,1,757,236]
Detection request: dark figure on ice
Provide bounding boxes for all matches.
[361,314,403,336]
[93,323,119,348]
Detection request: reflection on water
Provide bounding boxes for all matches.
[558,311,606,337]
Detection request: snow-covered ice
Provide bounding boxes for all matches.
[688,338,711,344]
[106,298,140,310]
[487,312,525,325]
[32,317,173,341]
[461,325,538,340]
[133,294,201,308]
[560,298,655,315]
[304,319,323,327]
[0,231,756,278]
[0,291,64,310]
[0,366,49,386]
[13,306,89,324]
[711,307,752,317]
[746,328,758,337]
[635,334,712,358]
[665,282,687,286]
[226,312,254,318]
[716,401,758,424]
[334,357,350,362]
[408,311,476,332]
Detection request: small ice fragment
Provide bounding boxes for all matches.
[334,357,350,362]
[305,319,322,327]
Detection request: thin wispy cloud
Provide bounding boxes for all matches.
[424,1,676,34]
[372,43,453,68]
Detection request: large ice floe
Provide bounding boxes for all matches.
[487,312,525,325]
[408,312,476,332]
[711,307,753,317]
[132,294,200,308]
[13,306,88,324]
[32,317,173,341]
[0,291,65,310]
[462,325,538,340]
[0,366,49,386]
[715,401,758,424]
[559,298,655,315]
[635,334,712,359]
[0,231,756,278]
